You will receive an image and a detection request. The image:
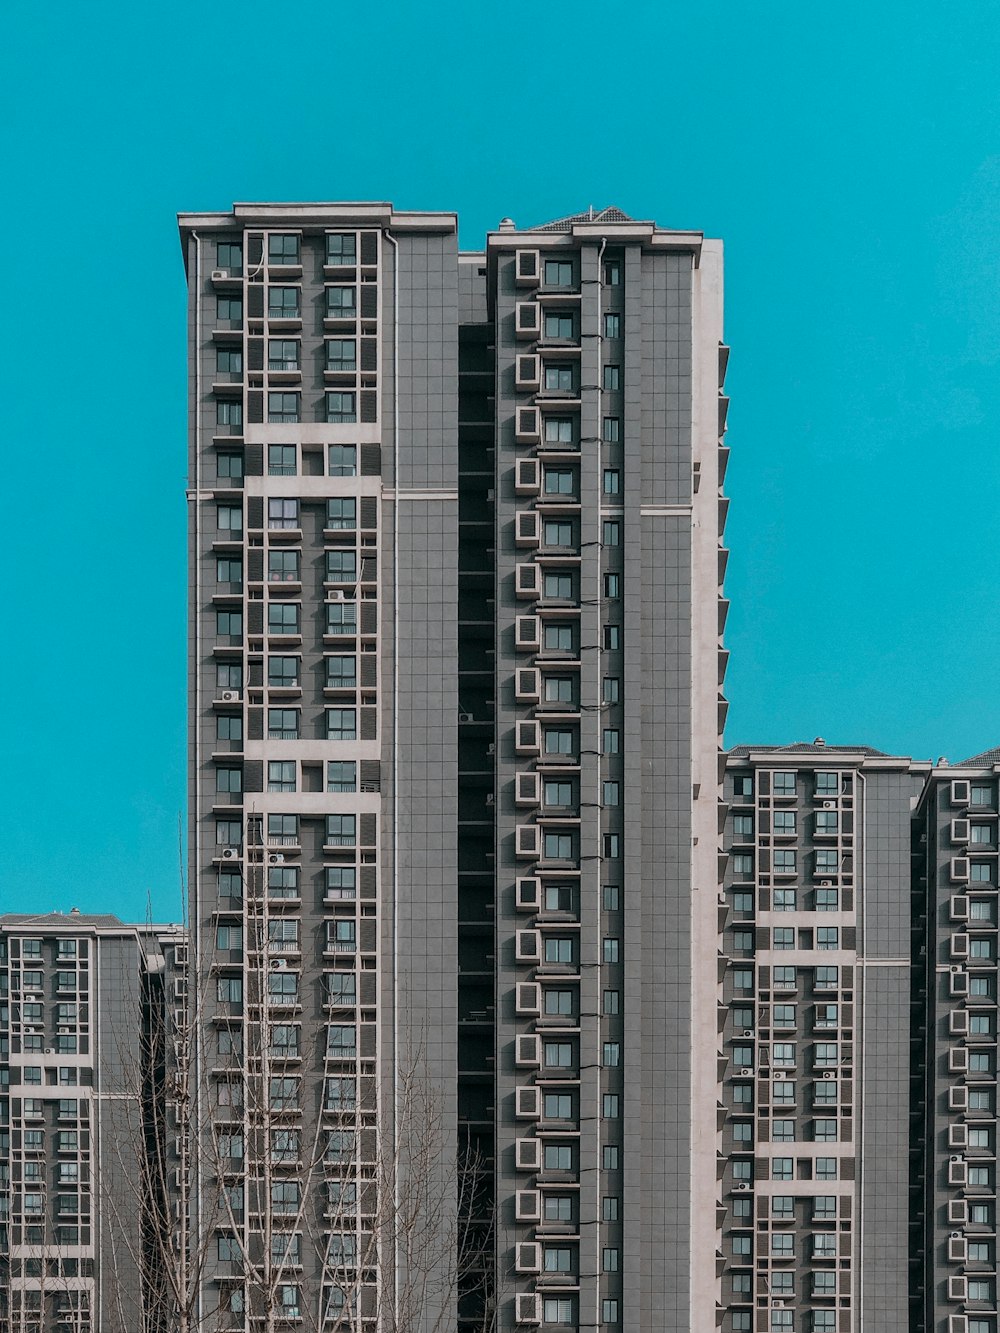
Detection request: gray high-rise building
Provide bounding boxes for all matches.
[177,200,727,1332]
[0,911,183,1333]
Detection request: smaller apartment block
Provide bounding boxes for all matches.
[0,912,182,1333]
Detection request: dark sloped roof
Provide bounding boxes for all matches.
[958,747,1000,768]
[530,206,635,233]
[0,912,127,928]
[728,743,890,758]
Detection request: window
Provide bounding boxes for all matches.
[971,1013,995,1036]
[217,663,242,690]
[268,655,299,686]
[267,391,299,423]
[970,898,997,922]
[603,1093,620,1118]
[602,677,620,703]
[217,977,243,1003]
[773,889,796,911]
[217,240,242,273]
[268,234,300,265]
[268,866,299,898]
[972,783,996,807]
[604,832,621,858]
[602,519,621,546]
[544,937,575,964]
[267,603,299,636]
[602,467,621,494]
[326,285,357,316]
[268,971,299,1002]
[773,1004,796,1027]
[815,808,838,833]
[268,339,299,371]
[216,399,243,428]
[817,926,839,950]
[603,416,620,442]
[327,708,357,740]
[544,883,576,912]
[603,988,620,1014]
[971,1051,995,1074]
[216,767,242,794]
[969,1281,996,1303]
[326,391,357,423]
[544,779,576,808]
[267,707,299,740]
[543,1143,574,1171]
[267,497,299,530]
[544,990,574,1017]
[326,654,357,687]
[731,853,753,876]
[603,728,620,755]
[217,609,242,638]
[602,883,620,910]
[603,312,621,338]
[267,761,296,792]
[544,259,575,287]
[218,1235,240,1262]
[815,886,839,910]
[326,814,356,846]
[603,624,621,650]
[603,1144,620,1169]
[544,365,575,391]
[327,550,357,580]
[603,937,620,963]
[732,1121,753,1142]
[218,555,244,584]
[329,444,357,476]
[773,849,796,872]
[326,233,357,265]
[604,259,621,285]
[772,1042,795,1066]
[327,337,357,371]
[544,571,575,600]
[268,286,300,319]
[544,519,576,547]
[604,572,620,597]
[971,937,996,960]
[216,296,242,325]
[327,601,357,635]
[544,831,576,860]
[773,810,796,834]
[544,311,575,340]
[771,927,793,952]
[216,347,242,375]
[544,623,575,652]
[545,1042,574,1069]
[216,924,243,950]
[972,823,997,845]
[326,867,357,900]
[603,364,621,391]
[972,861,997,883]
[544,676,576,704]
[544,467,576,494]
[327,761,357,792]
[328,497,357,529]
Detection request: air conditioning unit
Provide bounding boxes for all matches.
[949,1316,969,1333]
[822,1070,835,1080]
[950,780,971,806]
[515,354,541,391]
[515,302,541,340]
[515,616,541,653]
[516,877,540,912]
[514,1291,542,1325]
[950,857,970,883]
[515,563,542,600]
[516,824,541,860]
[739,1068,753,1078]
[516,511,541,547]
[515,250,541,286]
[948,1085,968,1111]
[221,689,241,703]
[822,800,835,810]
[948,1158,968,1186]
[515,668,541,703]
[515,1189,541,1222]
[515,1242,542,1274]
[515,1136,541,1171]
[948,1047,968,1072]
[951,818,970,843]
[949,1123,968,1148]
[44,1047,55,1055]
[947,1275,967,1302]
[515,930,541,964]
[949,1010,969,1036]
[516,1084,542,1117]
[222,847,240,861]
[515,1034,541,1068]
[515,406,541,445]
[819,879,833,887]
[516,771,541,807]
[742,1029,754,1038]
[268,853,286,865]
[516,721,541,756]
[948,1198,968,1224]
[270,958,289,970]
[516,983,541,1016]
[515,458,541,495]
[212,269,229,280]
[948,1232,968,1264]
[773,1070,785,1080]
[734,1182,750,1192]
[329,589,345,602]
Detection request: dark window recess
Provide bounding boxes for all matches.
[360,760,380,792]
[360,603,378,635]
[247,708,264,741]
[359,497,378,530]
[360,866,377,900]
[244,443,264,476]
[359,813,377,846]
[247,498,264,530]
[247,603,263,635]
[360,707,377,741]
[247,661,264,688]
[247,391,263,424]
[247,338,264,372]
[247,285,264,318]
[243,761,264,793]
[360,337,378,372]
[360,444,381,476]
[248,235,263,266]
[247,550,263,582]
[360,657,377,688]
[360,1022,377,1057]
[360,286,378,319]
[360,232,378,265]
[360,390,378,423]
[361,554,377,581]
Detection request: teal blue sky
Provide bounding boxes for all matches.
[2,0,998,921]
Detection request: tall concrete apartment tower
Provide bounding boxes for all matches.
[0,912,183,1333]
[913,752,1000,1333]
[179,201,727,1331]
[721,745,925,1333]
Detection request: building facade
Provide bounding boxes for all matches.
[0,911,182,1333]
